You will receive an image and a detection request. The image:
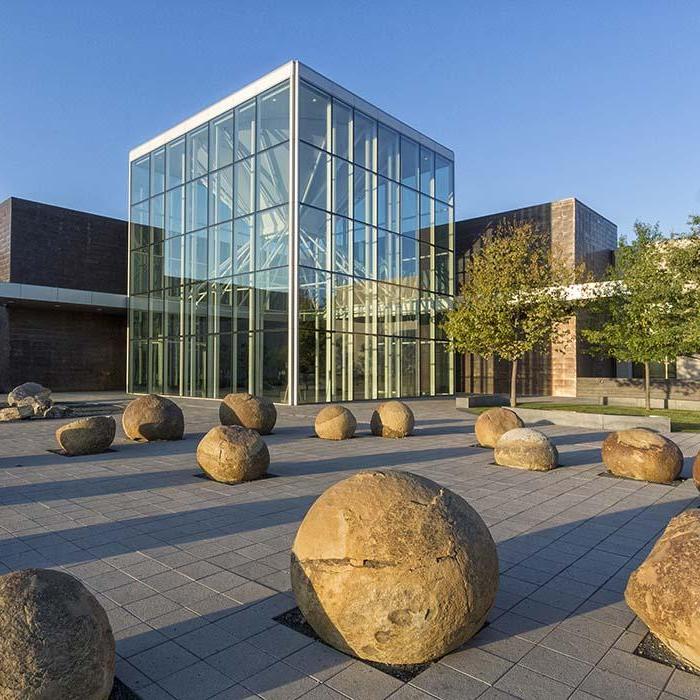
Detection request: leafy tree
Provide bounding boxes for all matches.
[444,221,579,407]
[582,221,700,409]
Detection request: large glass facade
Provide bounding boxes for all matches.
[128,64,454,404]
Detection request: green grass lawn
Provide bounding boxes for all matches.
[466,402,700,432]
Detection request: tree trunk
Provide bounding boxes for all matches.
[510,358,518,408]
[643,360,651,411]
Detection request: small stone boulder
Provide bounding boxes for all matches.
[291,470,498,665]
[122,394,184,441]
[370,401,414,438]
[8,382,51,407]
[625,510,700,672]
[196,425,270,484]
[0,568,115,699]
[494,428,558,471]
[44,405,73,419]
[602,428,682,484]
[219,393,277,434]
[0,405,33,422]
[315,405,357,440]
[56,416,116,456]
[475,407,524,448]
[16,395,53,416]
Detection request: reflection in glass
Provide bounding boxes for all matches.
[167,137,185,189]
[332,274,352,333]
[401,339,418,396]
[435,154,453,205]
[420,146,434,195]
[131,250,148,293]
[151,148,165,195]
[299,143,329,210]
[299,205,329,269]
[299,82,330,150]
[378,125,400,181]
[353,167,374,225]
[299,267,329,403]
[333,216,351,274]
[331,332,352,401]
[401,137,419,189]
[332,100,351,160]
[401,286,419,337]
[184,229,208,283]
[354,111,375,170]
[187,125,209,180]
[208,222,232,280]
[353,222,375,279]
[186,177,208,232]
[420,195,433,244]
[434,200,450,249]
[233,217,252,274]
[150,243,164,291]
[257,142,289,211]
[234,157,255,217]
[166,186,185,238]
[209,167,233,224]
[378,177,399,233]
[212,112,234,170]
[353,334,375,400]
[150,195,165,244]
[260,330,288,401]
[131,155,150,203]
[400,234,418,287]
[332,157,351,218]
[235,99,256,161]
[164,237,183,289]
[255,205,288,269]
[401,187,419,238]
[257,82,289,150]
[353,280,375,335]
[131,201,149,248]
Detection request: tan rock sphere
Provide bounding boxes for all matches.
[602,428,682,484]
[494,428,558,471]
[56,416,116,456]
[197,425,270,484]
[0,568,115,699]
[122,394,184,441]
[220,393,277,435]
[370,401,414,438]
[315,405,357,440]
[291,470,499,665]
[475,407,524,448]
[625,510,700,672]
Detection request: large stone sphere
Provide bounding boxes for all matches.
[196,425,270,484]
[494,428,558,471]
[0,568,115,699]
[602,429,682,484]
[55,416,116,456]
[291,470,499,665]
[369,401,414,438]
[475,407,524,448]
[220,393,277,435]
[315,406,357,440]
[693,452,699,491]
[122,394,184,441]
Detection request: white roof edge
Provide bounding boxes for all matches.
[129,59,454,162]
[129,61,295,161]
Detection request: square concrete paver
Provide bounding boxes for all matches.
[1,396,699,699]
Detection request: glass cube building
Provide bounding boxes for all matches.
[128,61,454,404]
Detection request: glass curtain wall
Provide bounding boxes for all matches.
[129,80,291,401]
[297,80,454,403]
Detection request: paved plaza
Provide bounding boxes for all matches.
[1,397,699,700]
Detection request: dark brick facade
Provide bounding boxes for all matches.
[0,198,127,393]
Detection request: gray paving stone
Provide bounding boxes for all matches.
[129,641,200,682]
[520,644,592,686]
[158,660,236,700]
[495,664,574,700]
[579,667,661,700]
[326,661,404,700]
[410,664,490,699]
[283,641,353,682]
[241,661,319,700]
[440,645,513,684]
[665,669,700,700]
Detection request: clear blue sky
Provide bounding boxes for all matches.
[1,1,698,237]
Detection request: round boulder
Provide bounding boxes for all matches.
[122,394,184,442]
[369,401,414,438]
[475,407,524,448]
[494,428,558,471]
[196,425,270,484]
[625,510,700,671]
[602,428,682,484]
[0,568,115,699]
[56,416,116,456]
[291,470,499,665]
[315,406,357,440]
[220,393,277,435]
[8,381,51,407]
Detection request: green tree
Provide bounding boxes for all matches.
[583,220,700,409]
[444,221,579,407]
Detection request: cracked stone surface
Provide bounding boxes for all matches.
[219,393,277,435]
[369,401,415,438]
[122,395,184,442]
[196,425,270,484]
[291,470,498,664]
[475,408,524,448]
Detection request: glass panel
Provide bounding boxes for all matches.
[260,329,288,401]
[209,166,233,224]
[420,195,433,244]
[435,247,450,295]
[299,205,329,269]
[164,237,183,289]
[378,125,399,181]
[420,339,433,395]
[233,216,253,274]
[435,154,453,205]
[130,340,149,393]
[208,222,232,280]
[183,282,208,337]
[130,249,149,294]
[232,330,250,393]
[184,333,207,397]
[257,82,289,150]
[435,342,451,394]
[164,338,180,395]
[257,142,289,210]
[150,243,164,291]
[400,234,418,287]
[353,111,376,170]
[401,186,419,238]
[130,201,149,248]
[331,332,352,401]
[434,199,449,249]
[212,112,233,170]
[235,99,256,161]
[353,334,375,400]
[129,295,149,339]
[332,157,351,217]
[186,177,208,232]
[299,267,329,404]
[332,274,352,333]
[420,242,433,290]
[255,205,288,269]
[209,332,231,398]
[131,155,150,203]
[332,100,352,160]
[255,268,289,329]
[299,142,329,210]
[299,82,330,150]
[208,280,232,335]
[165,185,185,238]
[420,146,434,195]
[187,125,208,180]
[401,286,419,337]
[377,177,399,232]
[233,273,253,333]
[166,137,185,189]
[435,294,450,340]
[353,222,375,279]
[377,336,400,398]
[353,279,375,335]
[150,194,165,244]
[401,338,418,396]
[377,282,400,336]
[377,229,400,283]
[151,148,165,195]
[184,229,208,283]
[333,216,351,274]
[420,294,435,338]
[164,285,181,336]
[234,157,255,217]
[400,137,419,189]
[149,292,164,337]
[353,166,375,224]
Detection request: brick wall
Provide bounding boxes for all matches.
[1,306,126,392]
[0,199,10,282]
